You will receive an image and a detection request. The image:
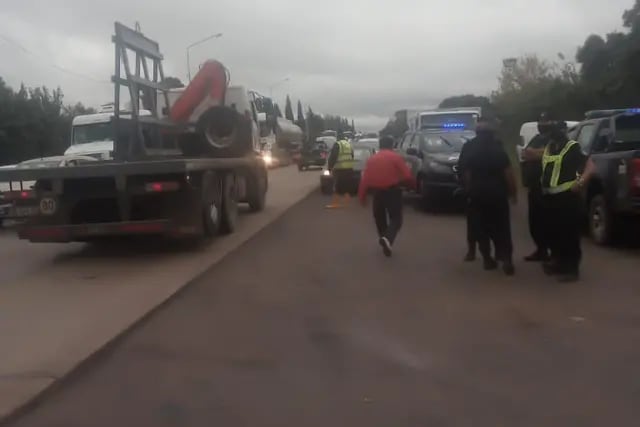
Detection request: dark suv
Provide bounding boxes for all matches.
[569,109,640,245]
[397,129,475,205]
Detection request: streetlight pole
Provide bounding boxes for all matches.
[269,77,290,99]
[186,32,223,82]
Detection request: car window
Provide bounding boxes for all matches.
[576,123,596,153]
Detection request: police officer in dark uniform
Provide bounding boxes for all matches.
[541,121,596,282]
[459,136,479,261]
[459,117,518,276]
[521,113,553,261]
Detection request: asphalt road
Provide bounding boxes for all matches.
[0,231,82,285]
[6,192,640,427]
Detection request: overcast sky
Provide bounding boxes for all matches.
[0,0,633,130]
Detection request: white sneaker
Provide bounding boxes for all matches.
[379,237,392,257]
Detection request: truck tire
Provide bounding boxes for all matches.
[320,179,333,195]
[419,175,433,210]
[220,173,239,234]
[589,194,617,245]
[247,164,268,212]
[201,171,223,238]
[180,106,254,158]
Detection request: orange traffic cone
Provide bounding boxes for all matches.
[325,193,342,209]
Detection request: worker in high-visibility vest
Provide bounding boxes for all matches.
[541,120,596,282]
[326,137,355,208]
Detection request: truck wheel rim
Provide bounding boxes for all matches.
[204,126,236,149]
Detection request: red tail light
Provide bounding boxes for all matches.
[3,190,35,201]
[144,182,180,193]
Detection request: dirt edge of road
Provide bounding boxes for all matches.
[0,186,320,427]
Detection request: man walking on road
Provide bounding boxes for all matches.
[521,113,553,261]
[358,135,416,257]
[459,118,518,275]
[326,134,355,209]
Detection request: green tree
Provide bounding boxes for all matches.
[295,100,306,132]
[162,76,185,89]
[380,110,408,139]
[274,103,283,118]
[306,106,325,146]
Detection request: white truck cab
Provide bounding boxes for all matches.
[65,107,152,160]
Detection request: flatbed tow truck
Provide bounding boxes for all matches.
[0,23,267,243]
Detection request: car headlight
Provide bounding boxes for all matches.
[263,154,273,165]
[322,170,331,176]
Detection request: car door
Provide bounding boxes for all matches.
[404,133,423,179]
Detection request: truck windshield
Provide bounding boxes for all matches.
[615,115,640,146]
[420,113,478,130]
[421,132,469,153]
[72,123,112,145]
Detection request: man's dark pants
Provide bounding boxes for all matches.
[469,196,513,262]
[372,186,403,245]
[528,186,548,253]
[466,197,478,252]
[333,169,354,195]
[544,192,582,274]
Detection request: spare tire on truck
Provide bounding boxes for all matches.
[179,106,254,158]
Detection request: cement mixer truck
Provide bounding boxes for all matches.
[250,92,303,168]
[0,22,267,243]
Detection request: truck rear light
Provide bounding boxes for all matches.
[144,182,180,193]
[3,190,35,201]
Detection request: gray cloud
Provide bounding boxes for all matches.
[0,0,632,130]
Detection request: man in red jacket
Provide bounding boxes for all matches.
[358,135,416,257]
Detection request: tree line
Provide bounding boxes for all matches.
[277,95,355,146]
[382,0,640,149]
[0,78,95,165]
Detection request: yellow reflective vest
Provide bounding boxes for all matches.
[334,140,355,170]
[541,140,579,195]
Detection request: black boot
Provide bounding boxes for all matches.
[502,259,515,276]
[543,260,560,276]
[483,256,498,271]
[464,248,476,262]
[524,249,549,262]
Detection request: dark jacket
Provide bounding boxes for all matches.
[458,132,511,200]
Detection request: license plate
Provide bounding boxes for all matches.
[13,206,39,217]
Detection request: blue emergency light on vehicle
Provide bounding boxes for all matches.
[626,108,640,114]
[442,123,466,129]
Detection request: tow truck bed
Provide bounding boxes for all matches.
[0,155,267,242]
[0,157,254,182]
